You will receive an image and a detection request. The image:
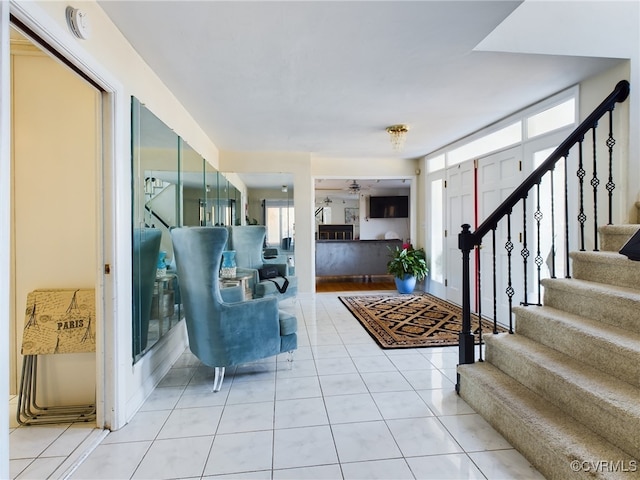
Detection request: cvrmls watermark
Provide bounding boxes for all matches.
[570,460,637,473]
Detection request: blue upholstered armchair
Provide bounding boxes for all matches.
[170,227,298,391]
[227,225,298,301]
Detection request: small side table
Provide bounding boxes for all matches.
[220,273,253,300]
[152,273,176,335]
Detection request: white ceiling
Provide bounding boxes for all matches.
[98,1,625,185]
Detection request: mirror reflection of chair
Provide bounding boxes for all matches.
[227,225,298,301]
[170,227,298,391]
[132,228,162,358]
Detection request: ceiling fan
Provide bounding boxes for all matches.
[347,180,361,194]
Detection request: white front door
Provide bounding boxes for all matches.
[445,160,475,305]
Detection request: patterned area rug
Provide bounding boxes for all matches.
[340,293,505,349]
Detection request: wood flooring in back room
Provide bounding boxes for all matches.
[315,278,396,292]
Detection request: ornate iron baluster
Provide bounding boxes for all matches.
[591,125,600,251]
[606,109,616,225]
[550,167,557,278]
[534,182,543,306]
[492,228,497,334]
[564,153,571,278]
[577,138,587,250]
[521,198,530,306]
[505,213,515,334]
[476,246,483,362]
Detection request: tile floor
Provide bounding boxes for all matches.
[9,291,544,479]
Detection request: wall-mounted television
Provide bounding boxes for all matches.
[369,196,409,218]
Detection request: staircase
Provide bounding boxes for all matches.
[457,222,640,479]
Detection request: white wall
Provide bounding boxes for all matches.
[359,188,411,241]
[314,196,360,238]
[476,0,639,221]
[315,190,415,242]
[311,156,421,281]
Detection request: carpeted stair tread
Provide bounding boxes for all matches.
[457,362,637,480]
[542,277,640,302]
[599,224,640,252]
[570,251,640,289]
[513,304,640,387]
[486,333,640,458]
[541,277,640,334]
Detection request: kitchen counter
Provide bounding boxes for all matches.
[315,239,402,277]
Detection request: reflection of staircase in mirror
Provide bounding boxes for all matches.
[145,183,177,229]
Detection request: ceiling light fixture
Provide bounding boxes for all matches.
[348,180,361,194]
[323,196,333,206]
[386,124,409,152]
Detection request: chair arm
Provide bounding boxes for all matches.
[220,296,280,332]
[268,263,289,277]
[220,285,244,303]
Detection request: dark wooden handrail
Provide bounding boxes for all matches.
[471,80,629,244]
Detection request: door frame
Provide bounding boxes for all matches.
[1,4,12,477]
[3,3,127,433]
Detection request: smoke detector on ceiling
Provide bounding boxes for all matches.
[66,6,91,40]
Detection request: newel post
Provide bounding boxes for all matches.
[456,224,475,393]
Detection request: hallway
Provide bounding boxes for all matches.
[9,291,543,479]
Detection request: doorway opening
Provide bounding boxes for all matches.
[8,21,104,437]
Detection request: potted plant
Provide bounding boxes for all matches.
[387,243,428,294]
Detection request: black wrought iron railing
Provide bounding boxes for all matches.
[456,80,630,391]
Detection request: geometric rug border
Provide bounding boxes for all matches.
[339,293,507,350]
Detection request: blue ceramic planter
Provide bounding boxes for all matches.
[395,274,416,294]
[220,250,237,278]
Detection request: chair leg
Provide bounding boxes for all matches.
[212,367,225,392]
[287,351,295,362]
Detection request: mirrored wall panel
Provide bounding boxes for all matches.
[131,98,240,362]
[132,98,180,361]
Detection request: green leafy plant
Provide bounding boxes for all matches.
[387,243,428,281]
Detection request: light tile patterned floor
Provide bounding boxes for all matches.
[9,291,544,479]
